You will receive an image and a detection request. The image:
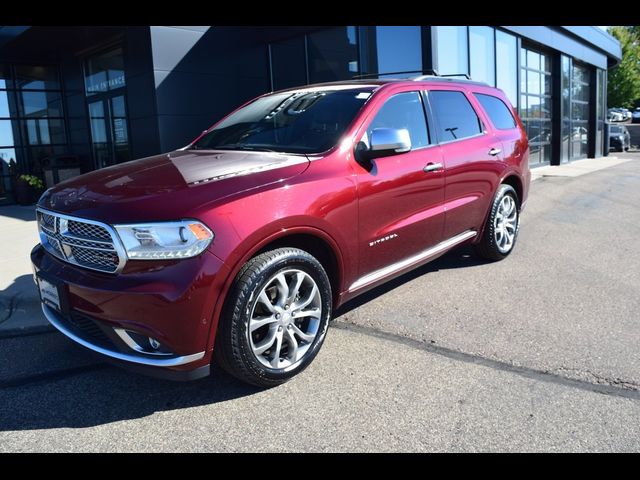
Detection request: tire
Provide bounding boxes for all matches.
[475,184,520,261]
[214,247,332,388]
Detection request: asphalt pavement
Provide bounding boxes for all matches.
[1,153,639,452]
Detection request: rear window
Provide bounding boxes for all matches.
[429,90,483,142]
[474,93,517,130]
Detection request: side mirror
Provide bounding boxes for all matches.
[368,128,412,158]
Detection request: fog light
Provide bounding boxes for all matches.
[149,337,161,350]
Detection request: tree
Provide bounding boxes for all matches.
[607,26,640,109]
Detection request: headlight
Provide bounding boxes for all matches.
[114,220,214,260]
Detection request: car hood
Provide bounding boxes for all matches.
[38,149,310,224]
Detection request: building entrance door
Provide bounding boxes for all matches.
[88,94,130,169]
[84,46,130,169]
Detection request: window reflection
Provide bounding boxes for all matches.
[84,47,126,96]
[496,31,517,106]
[469,26,495,85]
[359,26,422,77]
[308,27,358,83]
[436,26,468,76]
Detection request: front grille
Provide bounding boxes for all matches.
[37,209,124,273]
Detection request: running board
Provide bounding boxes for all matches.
[348,230,477,292]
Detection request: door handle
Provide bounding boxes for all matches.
[489,147,502,156]
[423,162,443,173]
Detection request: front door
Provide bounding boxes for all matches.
[354,90,445,281]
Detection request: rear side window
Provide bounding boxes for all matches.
[429,90,482,142]
[474,93,517,130]
[364,91,430,149]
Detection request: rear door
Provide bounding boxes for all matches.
[426,88,503,239]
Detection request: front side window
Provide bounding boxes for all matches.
[474,93,516,130]
[362,91,429,149]
[192,88,373,154]
[429,90,482,142]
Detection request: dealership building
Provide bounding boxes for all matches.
[0,26,622,204]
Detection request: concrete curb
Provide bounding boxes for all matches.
[531,155,631,182]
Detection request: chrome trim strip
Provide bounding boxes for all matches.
[36,207,128,274]
[42,304,205,367]
[348,230,477,292]
[113,328,173,357]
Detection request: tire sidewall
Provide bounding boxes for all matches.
[232,251,332,384]
[485,184,519,260]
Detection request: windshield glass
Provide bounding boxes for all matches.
[191,88,374,154]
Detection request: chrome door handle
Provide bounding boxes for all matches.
[489,148,502,156]
[423,162,443,173]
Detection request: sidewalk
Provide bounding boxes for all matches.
[0,154,634,335]
[530,155,630,181]
[0,205,47,334]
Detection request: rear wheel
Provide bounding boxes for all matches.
[214,248,332,388]
[475,184,520,261]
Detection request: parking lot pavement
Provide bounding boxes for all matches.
[1,325,639,452]
[1,153,639,451]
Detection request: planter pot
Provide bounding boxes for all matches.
[14,179,37,205]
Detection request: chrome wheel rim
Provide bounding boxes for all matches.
[494,195,518,254]
[248,269,322,370]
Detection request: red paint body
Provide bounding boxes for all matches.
[31,79,530,377]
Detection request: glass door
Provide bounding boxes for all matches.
[88,95,130,169]
[84,47,130,169]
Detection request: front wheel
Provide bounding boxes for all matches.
[214,248,332,388]
[475,184,520,261]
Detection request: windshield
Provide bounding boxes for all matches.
[191,88,374,154]
[610,126,625,134]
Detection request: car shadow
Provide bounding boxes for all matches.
[0,354,262,431]
[0,204,36,222]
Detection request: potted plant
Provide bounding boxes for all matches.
[14,174,45,205]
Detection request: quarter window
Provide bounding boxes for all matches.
[364,92,429,149]
[474,93,516,130]
[429,90,482,142]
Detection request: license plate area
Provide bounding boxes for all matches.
[36,273,68,314]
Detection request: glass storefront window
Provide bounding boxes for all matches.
[596,69,605,157]
[13,65,60,90]
[436,26,468,76]
[495,30,517,107]
[469,26,495,85]
[270,36,307,90]
[84,47,126,96]
[570,62,590,160]
[520,46,553,166]
[0,119,16,146]
[308,27,358,83]
[18,90,63,117]
[359,26,422,77]
[0,90,12,117]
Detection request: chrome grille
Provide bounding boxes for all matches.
[68,220,111,240]
[37,209,125,274]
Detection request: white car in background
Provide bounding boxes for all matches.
[608,109,624,122]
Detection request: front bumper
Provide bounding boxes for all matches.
[31,244,229,378]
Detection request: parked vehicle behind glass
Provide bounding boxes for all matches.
[31,76,530,387]
[609,124,631,152]
[632,108,640,124]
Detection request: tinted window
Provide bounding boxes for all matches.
[364,92,429,149]
[474,93,516,130]
[192,88,372,154]
[429,90,482,141]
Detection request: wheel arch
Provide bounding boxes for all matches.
[206,226,345,352]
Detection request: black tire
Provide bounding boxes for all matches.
[475,184,520,261]
[214,247,332,388]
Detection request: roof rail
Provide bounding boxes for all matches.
[352,69,439,79]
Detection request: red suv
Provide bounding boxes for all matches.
[31,77,530,387]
